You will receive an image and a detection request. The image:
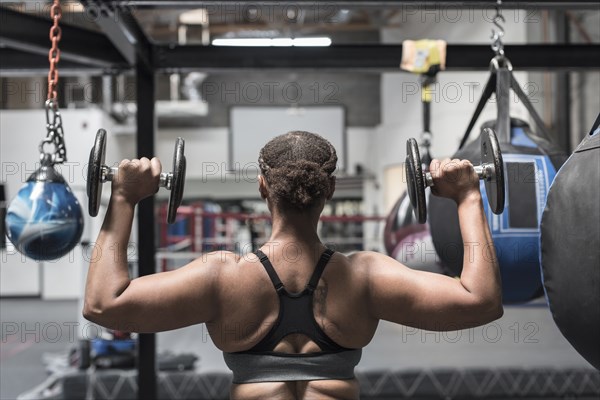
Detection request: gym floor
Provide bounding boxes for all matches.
[0,297,591,400]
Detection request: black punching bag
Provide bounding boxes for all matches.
[0,184,5,249]
[541,116,600,370]
[429,119,567,303]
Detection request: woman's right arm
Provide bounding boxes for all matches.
[363,159,503,331]
[83,157,231,333]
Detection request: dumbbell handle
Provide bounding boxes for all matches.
[101,166,173,190]
[423,162,495,188]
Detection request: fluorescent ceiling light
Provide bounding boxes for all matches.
[292,37,332,47]
[212,37,331,47]
[212,38,273,47]
[271,38,294,47]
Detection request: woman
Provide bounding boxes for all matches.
[84,131,502,400]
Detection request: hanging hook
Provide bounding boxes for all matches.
[39,98,67,164]
[490,0,505,56]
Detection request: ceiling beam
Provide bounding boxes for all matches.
[79,1,152,70]
[153,44,600,72]
[0,48,113,76]
[104,1,600,10]
[0,7,128,69]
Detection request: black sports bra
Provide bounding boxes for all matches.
[246,248,348,352]
[222,248,362,383]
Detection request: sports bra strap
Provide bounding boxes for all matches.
[254,250,284,292]
[306,249,335,292]
[254,248,335,293]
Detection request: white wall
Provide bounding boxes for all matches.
[0,248,40,296]
[1,108,110,298]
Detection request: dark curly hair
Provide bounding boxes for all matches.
[258,131,337,210]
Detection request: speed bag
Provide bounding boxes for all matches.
[541,123,600,370]
[428,119,567,303]
[384,191,445,274]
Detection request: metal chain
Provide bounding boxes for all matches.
[39,0,67,165]
[47,0,62,101]
[490,0,505,56]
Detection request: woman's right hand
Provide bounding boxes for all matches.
[429,158,481,204]
[112,157,162,206]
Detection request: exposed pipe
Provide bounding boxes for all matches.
[564,10,591,148]
[554,10,571,153]
[102,75,112,114]
[182,72,207,101]
[170,73,181,101]
[542,10,552,126]
[565,10,593,43]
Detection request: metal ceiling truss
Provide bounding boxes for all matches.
[0,48,109,76]
[92,1,600,10]
[1,4,599,73]
[78,1,153,70]
[0,7,127,69]
[153,43,600,72]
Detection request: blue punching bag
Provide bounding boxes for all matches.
[5,157,83,260]
[428,119,567,303]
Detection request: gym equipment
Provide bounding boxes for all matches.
[406,127,504,224]
[459,3,553,150]
[87,129,186,224]
[400,39,447,167]
[5,159,84,260]
[541,115,600,370]
[0,184,6,250]
[400,39,447,75]
[426,13,568,303]
[4,2,85,261]
[384,192,419,255]
[383,192,445,274]
[91,338,137,369]
[429,119,567,303]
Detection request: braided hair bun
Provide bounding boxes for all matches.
[259,131,337,210]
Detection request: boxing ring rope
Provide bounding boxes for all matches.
[156,204,386,271]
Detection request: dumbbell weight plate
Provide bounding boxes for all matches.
[481,128,505,215]
[406,138,427,224]
[167,137,186,224]
[87,129,107,217]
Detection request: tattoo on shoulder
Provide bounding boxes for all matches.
[314,281,328,315]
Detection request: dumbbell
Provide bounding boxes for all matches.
[405,127,505,224]
[87,129,186,224]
